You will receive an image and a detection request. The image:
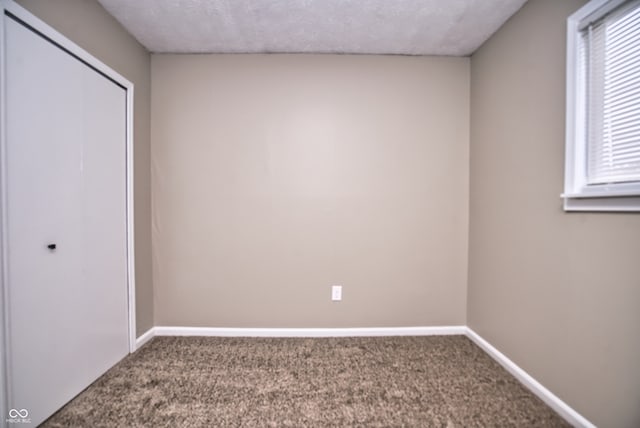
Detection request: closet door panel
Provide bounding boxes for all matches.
[78,62,129,373]
[5,15,128,426]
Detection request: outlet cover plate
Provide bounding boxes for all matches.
[332,285,342,301]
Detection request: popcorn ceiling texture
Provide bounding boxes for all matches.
[97,0,527,55]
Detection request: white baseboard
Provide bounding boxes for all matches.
[465,327,595,428]
[153,325,467,338]
[134,327,155,349]
[133,325,594,427]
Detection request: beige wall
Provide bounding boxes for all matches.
[152,54,469,328]
[468,1,640,427]
[16,0,154,336]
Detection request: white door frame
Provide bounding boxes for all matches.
[0,0,136,423]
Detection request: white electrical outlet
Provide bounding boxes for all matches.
[331,285,342,301]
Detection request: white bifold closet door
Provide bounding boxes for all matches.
[5,14,129,426]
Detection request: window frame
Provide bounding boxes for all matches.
[564,0,640,212]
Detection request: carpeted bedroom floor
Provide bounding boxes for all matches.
[42,335,570,427]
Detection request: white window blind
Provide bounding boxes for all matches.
[581,0,640,185]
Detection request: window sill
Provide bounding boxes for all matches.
[562,194,640,212]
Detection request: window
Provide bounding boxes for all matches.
[564,0,640,211]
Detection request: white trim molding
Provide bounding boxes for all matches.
[152,325,467,338]
[135,328,156,349]
[465,328,596,428]
[0,3,8,424]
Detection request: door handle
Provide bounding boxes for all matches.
[47,244,56,250]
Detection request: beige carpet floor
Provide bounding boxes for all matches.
[42,335,570,427]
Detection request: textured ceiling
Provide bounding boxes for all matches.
[97,0,527,56]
